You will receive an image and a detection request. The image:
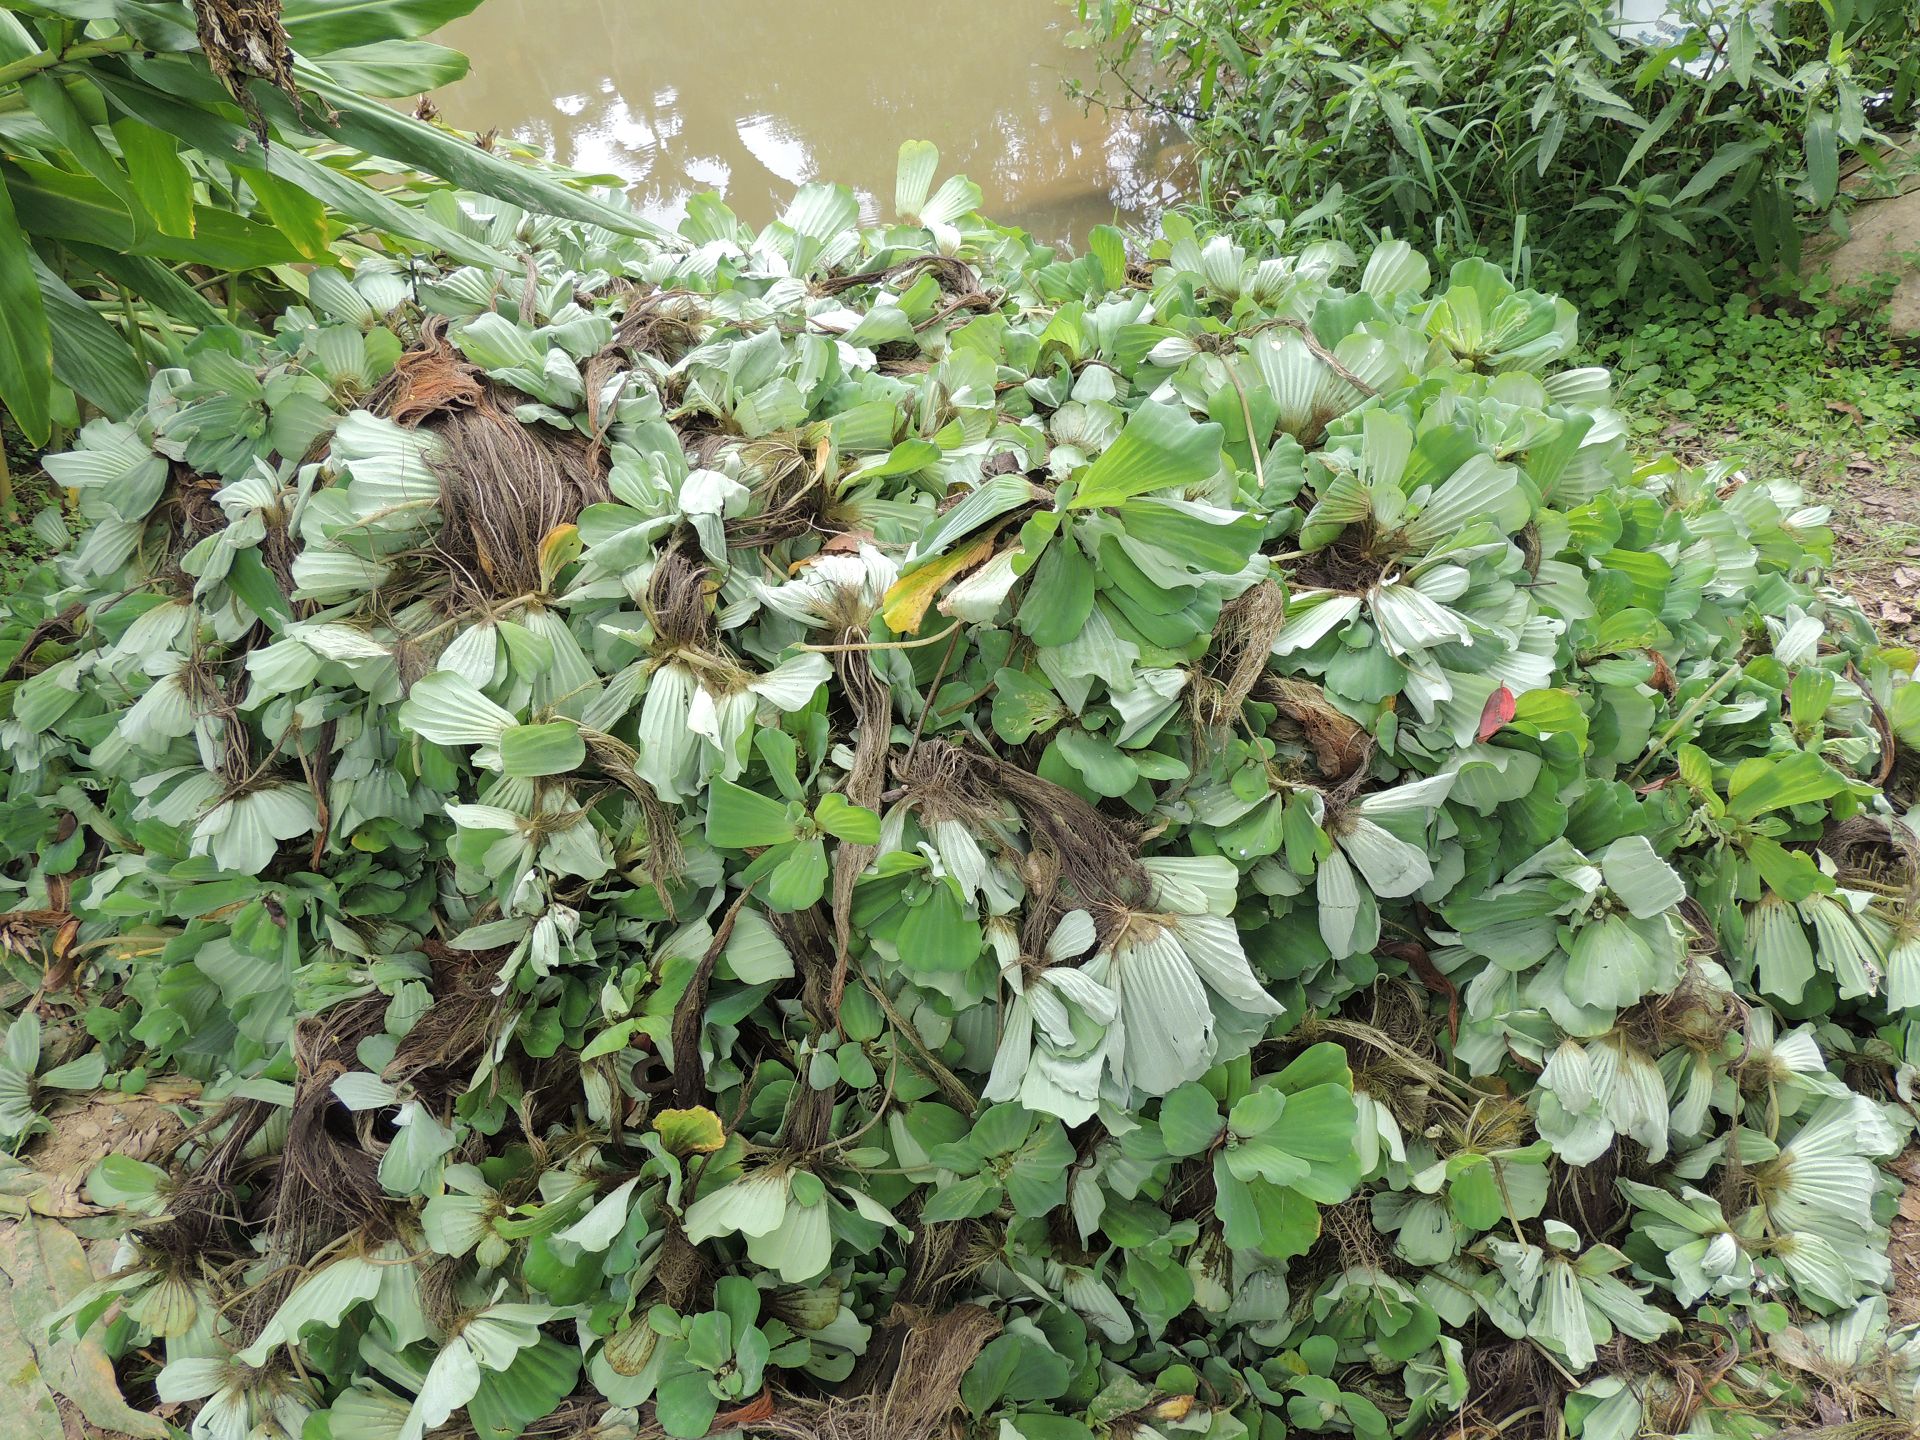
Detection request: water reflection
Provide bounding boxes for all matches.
[430,0,1183,243]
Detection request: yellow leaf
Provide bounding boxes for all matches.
[652,1106,726,1156]
[880,533,997,634]
[538,523,582,589]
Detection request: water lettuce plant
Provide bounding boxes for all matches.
[3,143,1918,1439]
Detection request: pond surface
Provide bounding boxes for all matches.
[430,0,1183,244]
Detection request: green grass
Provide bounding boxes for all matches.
[0,428,51,592]
[1552,256,1920,602]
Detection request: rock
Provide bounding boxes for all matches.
[1817,184,1920,338]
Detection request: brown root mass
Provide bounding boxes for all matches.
[143,1096,279,1266]
[645,540,716,654]
[387,938,512,1096]
[425,1399,611,1440]
[1592,1334,1763,1438]
[0,603,84,682]
[1312,979,1464,1139]
[895,740,1151,949]
[670,889,756,1107]
[1628,962,1746,1057]
[159,461,299,600]
[814,256,983,300]
[764,906,856,1151]
[432,396,610,602]
[1190,579,1287,731]
[654,1223,711,1313]
[191,0,303,140]
[578,288,707,442]
[1889,1147,1920,1327]
[830,641,893,1001]
[1288,530,1390,594]
[611,288,707,365]
[1262,676,1371,782]
[171,466,228,550]
[1420,1338,1568,1440]
[754,1303,1002,1440]
[368,317,485,426]
[725,431,841,550]
[242,1001,398,1338]
[1819,813,1920,896]
[373,320,611,604]
[578,727,685,902]
[1307,1193,1393,1277]
[1541,1139,1633,1241]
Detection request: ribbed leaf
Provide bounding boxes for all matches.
[397,672,517,747]
[1069,399,1224,509]
[465,1337,579,1440]
[0,172,54,444]
[705,779,798,849]
[236,1255,383,1365]
[499,722,586,778]
[281,0,485,53]
[31,252,148,420]
[895,139,939,219]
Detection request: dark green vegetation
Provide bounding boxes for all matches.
[0,0,657,459]
[1076,0,1917,295]
[1574,261,1920,607]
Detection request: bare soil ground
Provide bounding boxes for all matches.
[1640,410,1920,636]
[1892,1147,1920,1330]
[1827,446,1920,638]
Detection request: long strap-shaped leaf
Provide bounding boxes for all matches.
[3,154,304,268]
[94,61,503,269]
[292,63,677,244]
[30,251,148,420]
[280,0,486,53]
[64,244,223,330]
[0,171,53,444]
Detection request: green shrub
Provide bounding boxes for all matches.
[1079,0,1920,295]
[0,0,659,459]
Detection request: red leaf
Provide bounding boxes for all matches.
[1476,686,1516,743]
[711,1391,775,1430]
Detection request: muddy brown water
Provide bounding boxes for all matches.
[430,0,1186,244]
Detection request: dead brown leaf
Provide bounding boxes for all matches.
[0,1216,167,1438]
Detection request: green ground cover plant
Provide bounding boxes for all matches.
[0,143,1918,1439]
